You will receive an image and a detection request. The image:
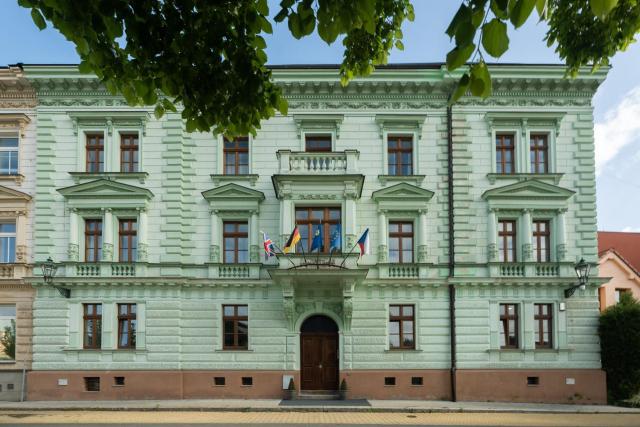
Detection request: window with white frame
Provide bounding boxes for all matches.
[0,305,16,360]
[0,135,18,175]
[0,222,16,263]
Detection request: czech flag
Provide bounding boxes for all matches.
[262,231,275,260]
[356,228,370,257]
[283,226,301,254]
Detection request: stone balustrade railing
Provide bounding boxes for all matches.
[277,150,359,174]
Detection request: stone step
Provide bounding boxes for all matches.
[297,390,340,400]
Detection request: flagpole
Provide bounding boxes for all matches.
[272,242,297,268]
[316,220,322,268]
[339,240,359,268]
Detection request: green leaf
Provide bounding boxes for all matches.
[449,73,470,105]
[446,4,472,38]
[510,0,537,28]
[455,22,477,46]
[590,0,619,20]
[471,9,485,27]
[288,13,303,38]
[278,97,289,116]
[446,43,476,71]
[154,104,165,120]
[395,40,404,50]
[469,61,492,98]
[274,9,288,22]
[481,19,509,58]
[256,0,269,16]
[535,0,547,18]
[78,61,92,74]
[30,8,46,30]
[490,0,509,19]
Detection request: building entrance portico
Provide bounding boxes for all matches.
[300,315,339,391]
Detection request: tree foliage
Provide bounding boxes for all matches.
[18,0,640,134]
[599,293,640,403]
[1,320,16,360]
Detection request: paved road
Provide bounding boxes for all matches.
[1,411,640,426]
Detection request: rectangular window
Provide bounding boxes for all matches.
[85,133,105,173]
[388,304,415,350]
[499,303,519,349]
[117,303,137,349]
[534,303,553,349]
[496,133,515,174]
[223,304,248,350]
[223,136,249,175]
[84,377,100,391]
[295,207,341,253]
[0,305,16,361]
[120,133,139,172]
[223,221,248,263]
[530,133,549,173]
[83,303,102,349]
[498,220,517,262]
[615,288,630,303]
[118,219,137,262]
[387,135,413,176]
[85,219,102,262]
[0,136,19,175]
[388,221,413,264]
[0,222,16,264]
[532,220,550,262]
[304,134,332,152]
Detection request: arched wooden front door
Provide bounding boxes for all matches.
[300,315,339,391]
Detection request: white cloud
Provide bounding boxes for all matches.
[595,86,640,175]
[622,226,640,232]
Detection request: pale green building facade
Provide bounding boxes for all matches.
[24,64,607,402]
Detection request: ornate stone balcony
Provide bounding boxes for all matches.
[490,262,571,278]
[207,263,261,280]
[378,263,434,279]
[276,150,359,174]
[0,263,30,279]
[64,262,142,278]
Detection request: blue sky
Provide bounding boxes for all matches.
[1,1,638,231]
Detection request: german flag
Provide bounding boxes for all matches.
[283,226,301,254]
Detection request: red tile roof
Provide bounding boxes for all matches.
[598,231,640,272]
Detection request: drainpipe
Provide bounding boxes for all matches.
[447,105,457,402]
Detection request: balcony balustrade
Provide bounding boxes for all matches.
[66,262,140,278]
[491,262,568,278]
[276,149,359,175]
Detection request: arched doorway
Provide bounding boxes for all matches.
[300,315,339,391]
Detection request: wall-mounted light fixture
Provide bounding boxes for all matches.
[564,258,591,299]
[40,257,69,298]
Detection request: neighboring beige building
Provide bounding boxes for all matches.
[0,66,36,401]
[598,232,640,310]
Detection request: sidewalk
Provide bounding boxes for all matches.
[0,398,638,414]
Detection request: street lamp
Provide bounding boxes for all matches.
[564,258,591,299]
[39,257,69,298]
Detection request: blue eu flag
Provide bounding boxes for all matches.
[330,223,341,253]
[310,223,323,253]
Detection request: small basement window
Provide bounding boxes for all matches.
[411,376,423,386]
[84,377,100,392]
[242,377,253,386]
[214,377,226,386]
[527,376,540,386]
[114,377,125,386]
[384,377,396,386]
[7,384,13,391]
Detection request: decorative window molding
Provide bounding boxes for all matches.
[216,135,253,175]
[202,183,265,264]
[486,112,563,174]
[372,183,434,264]
[0,114,30,138]
[68,111,149,173]
[58,179,153,262]
[0,185,31,265]
[292,113,344,140]
[376,114,426,176]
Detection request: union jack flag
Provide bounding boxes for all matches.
[262,231,276,260]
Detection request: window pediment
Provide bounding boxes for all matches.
[58,179,153,210]
[202,183,264,212]
[293,114,343,139]
[372,183,434,211]
[0,113,30,138]
[485,111,565,136]
[375,114,426,139]
[0,185,31,202]
[482,179,574,210]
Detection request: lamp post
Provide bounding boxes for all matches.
[40,257,69,298]
[564,258,591,299]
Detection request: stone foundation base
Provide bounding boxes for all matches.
[456,369,607,404]
[27,369,606,403]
